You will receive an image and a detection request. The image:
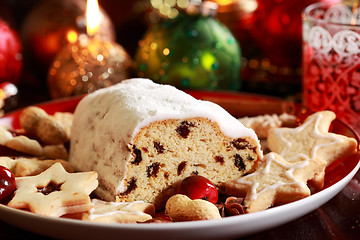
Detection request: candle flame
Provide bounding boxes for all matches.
[351,0,358,25]
[86,0,101,36]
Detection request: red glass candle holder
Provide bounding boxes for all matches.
[302,2,360,133]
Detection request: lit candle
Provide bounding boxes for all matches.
[47,0,132,99]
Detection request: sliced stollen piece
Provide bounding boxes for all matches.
[69,78,263,209]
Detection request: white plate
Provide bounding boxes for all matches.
[0,95,359,239]
[0,157,359,240]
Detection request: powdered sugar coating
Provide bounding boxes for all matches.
[81,78,258,141]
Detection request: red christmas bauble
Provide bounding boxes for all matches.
[250,0,314,67]
[0,18,22,85]
[250,0,339,68]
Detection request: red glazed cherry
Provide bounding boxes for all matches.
[177,175,218,204]
[0,166,16,202]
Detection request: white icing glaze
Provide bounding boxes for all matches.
[82,78,258,140]
[236,153,309,201]
[277,112,343,163]
[87,199,146,220]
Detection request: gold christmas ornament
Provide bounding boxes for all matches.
[47,0,132,99]
[21,0,115,69]
[47,35,132,99]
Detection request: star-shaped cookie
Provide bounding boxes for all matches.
[8,162,98,217]
[0,156,74,177]
[225,152,326,213]
[268,111,358,188]
[82,199,155,223]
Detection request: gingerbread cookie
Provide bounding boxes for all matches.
[165,194,221,221]
[225,152,326,213]
[268,110,358,188]
[7,162,98,217]
[82,199,155,223]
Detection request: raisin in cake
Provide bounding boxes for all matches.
[69,78,262,209]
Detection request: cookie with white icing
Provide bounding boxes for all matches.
[82,199,155,223]
[268,110,358,189]
[225,152,326,213]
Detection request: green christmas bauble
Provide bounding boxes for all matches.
[134,12,241,90]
